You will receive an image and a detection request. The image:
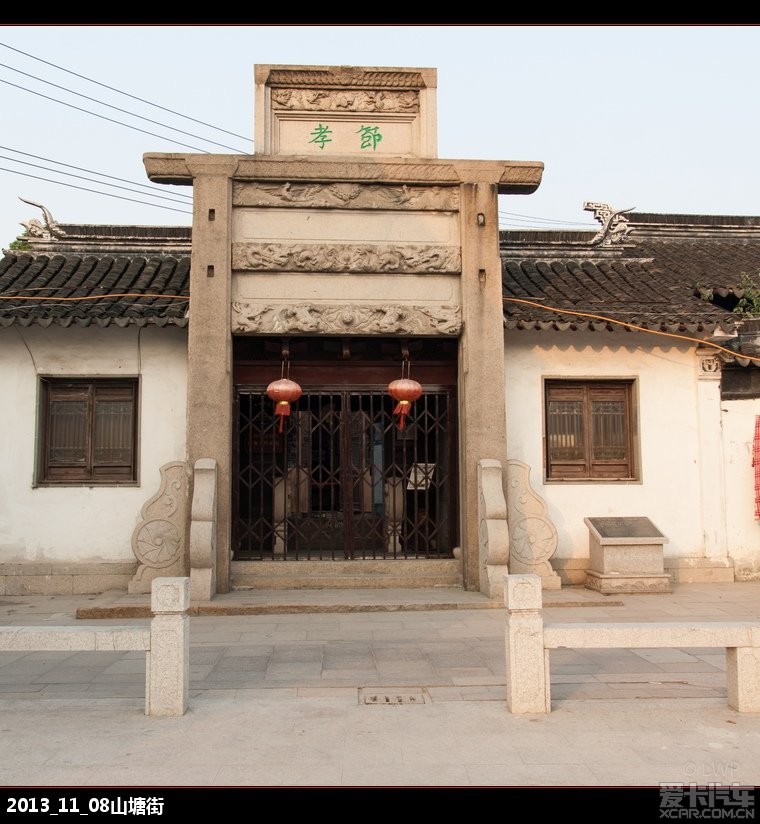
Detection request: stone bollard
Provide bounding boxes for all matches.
[146,577,190,717]
[727,637,760,712]
[504,574,550,714]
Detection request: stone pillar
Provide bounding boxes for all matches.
[185,157,237,594]
[726,643,760,712]
[504,573,550,714]
[458,181,508,591]
[696,350,728,562]
[146,577,189,717]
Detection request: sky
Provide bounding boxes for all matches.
[0,24,758,247]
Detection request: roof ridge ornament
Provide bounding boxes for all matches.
[584,201,634,246]
[18,197,67,240]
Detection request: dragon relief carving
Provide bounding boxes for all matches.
[584,201,634,246]
[18,198,67,239]
[232,181,458,211]
[271,88,419,112]
[231,302,461,336]
[232,242,461,274]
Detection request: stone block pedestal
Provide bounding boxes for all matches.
[584,516,671,594]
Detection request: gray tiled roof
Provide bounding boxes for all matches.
[501,213,760,335]
[0,252,190,328]
[4,211,758,336]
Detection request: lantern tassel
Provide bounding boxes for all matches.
[393,400,411,430]
[275,401,291,433]
[388,369,422,432]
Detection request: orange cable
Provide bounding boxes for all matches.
[502,296,760,365]
[0,292,188,302]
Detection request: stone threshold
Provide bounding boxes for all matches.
[75,593,620,620]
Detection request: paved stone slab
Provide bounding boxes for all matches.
[0,582,760,787]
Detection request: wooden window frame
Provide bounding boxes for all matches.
[544,379,638,482]
[37,378,139,485]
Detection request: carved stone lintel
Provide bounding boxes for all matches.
[477,459,510,599]
[145,155,543,193]
[129,462,189,594]
[505,459,561,590]
[231,302,461,336]
[232,242,461,274]
[271,88,419,113]
[232,182,458,211]
[266,67,428,89]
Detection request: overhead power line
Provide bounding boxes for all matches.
[0,41,599,231]
[0,154,192,205]
[0,62,249,154]
[0,145,192,201]
[0,41,251,143]
[0,77,220,154]
[0,166,192,215]
[499,211,598,228]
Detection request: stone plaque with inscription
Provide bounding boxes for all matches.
[586,516,664,542]
[583,516,671,595]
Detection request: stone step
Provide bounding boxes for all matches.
[230,559,462,590]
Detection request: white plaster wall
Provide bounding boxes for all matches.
[504,330,705,561]
[0,325,187,563]
[720,398,760,576]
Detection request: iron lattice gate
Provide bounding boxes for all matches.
[234,388,456,560]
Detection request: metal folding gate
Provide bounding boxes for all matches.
[234,388,457,560]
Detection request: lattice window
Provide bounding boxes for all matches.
[545,380,637,481]
[38,379,138,484]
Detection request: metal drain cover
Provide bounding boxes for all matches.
[360,688,427,705]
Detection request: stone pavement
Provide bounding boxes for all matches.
[0,581,759,789]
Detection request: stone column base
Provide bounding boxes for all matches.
[585,570,672,594]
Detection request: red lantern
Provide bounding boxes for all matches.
[266,377,302,432]
[388,369,423,432]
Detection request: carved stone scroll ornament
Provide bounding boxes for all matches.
[231,302,461,336]
[129,461,189,594]
[698,351,722,378]
[271,88,419,113]
[232,242,461,274]
[583,201,634,246]
[189,458,217,602]
[18,197,67,239]
[505,459,561,590]
[232,182,459,211]
[477,459,510,599]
